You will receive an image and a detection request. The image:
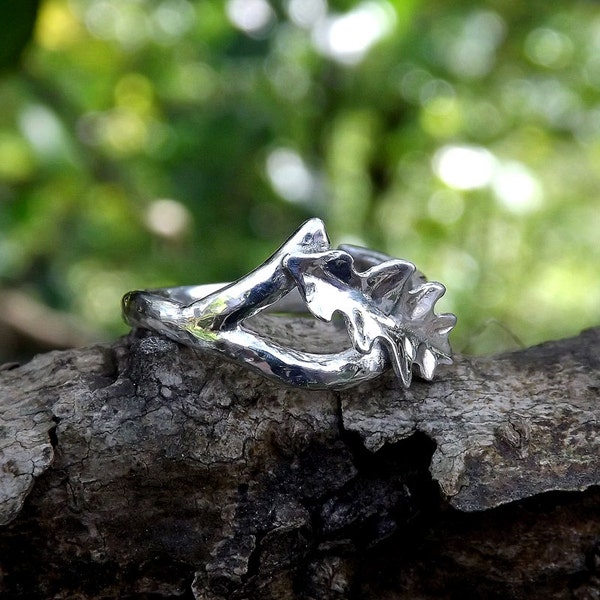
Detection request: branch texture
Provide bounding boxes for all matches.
[0,319,599,598]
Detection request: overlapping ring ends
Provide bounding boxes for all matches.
[122,218,456,389]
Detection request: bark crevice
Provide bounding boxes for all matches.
[0,322,598,598]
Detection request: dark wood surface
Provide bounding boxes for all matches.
[1,321,599,598]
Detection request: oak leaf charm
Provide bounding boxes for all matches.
[284,250,455,387]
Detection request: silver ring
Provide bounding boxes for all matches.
[122,218,456,389]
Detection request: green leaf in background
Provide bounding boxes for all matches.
[0,0,40,70]
[0,0,599,361]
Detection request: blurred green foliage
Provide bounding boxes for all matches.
[0,0,599,357]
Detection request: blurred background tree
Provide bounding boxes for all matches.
[0,0,599,361]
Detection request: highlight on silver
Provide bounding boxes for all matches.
[122,219,456,389]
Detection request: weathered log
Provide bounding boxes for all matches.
[0,319,599,599]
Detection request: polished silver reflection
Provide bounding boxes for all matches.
[122,218,456,389]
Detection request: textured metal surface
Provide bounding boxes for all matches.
[122,219,456,389]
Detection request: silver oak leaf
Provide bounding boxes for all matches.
[283,250,456,387]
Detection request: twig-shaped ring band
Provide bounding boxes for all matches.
[122,219,456,389]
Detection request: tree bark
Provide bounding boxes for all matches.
[0,318,599,599]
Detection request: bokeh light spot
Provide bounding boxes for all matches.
[145,199,192,239]
[84,1,118,39]
[419,78,455,106]
[432,145,496,190]
[266,148,314,203]
[166,62,217,103]
[428,189,465,224]
[448,10,506,79]
[226,0,275,36]
[0,133,35,182]
[436,249,480,293]
[525,28,574,69]
[69,263,130,327]
[420,96,462,138]
[102,110,149,156]
[85,0,150,49]
[287,0,327,29]
[35,0,82,50]
[312,1,395,65]
[151,0,195,42]
[18,105,68,162]
[492,162,543,214]
[399,67,433,104]
[266,62,310,101]
[114,73,154,115]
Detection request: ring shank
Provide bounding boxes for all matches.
[150,284,309,313]
[121,234,441,390]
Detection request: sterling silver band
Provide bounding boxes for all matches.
[122,219,456,389]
